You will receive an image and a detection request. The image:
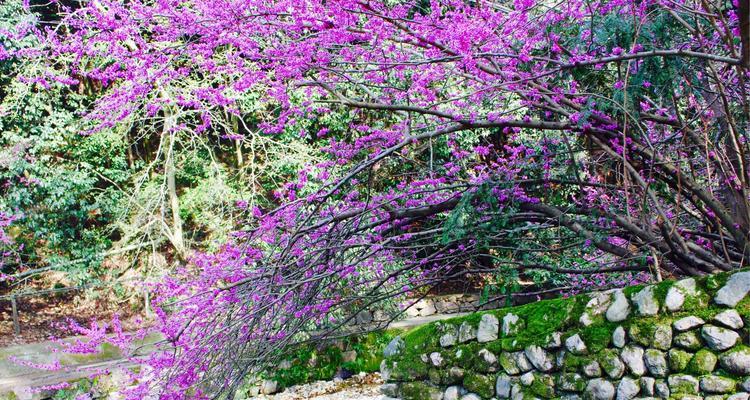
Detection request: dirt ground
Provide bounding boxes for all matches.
[0,287,144,347]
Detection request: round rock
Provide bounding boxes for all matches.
[585,378,615,400]
[701,325,740,351]
[714,271,750,307]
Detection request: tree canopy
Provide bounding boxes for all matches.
[1,0,749,398]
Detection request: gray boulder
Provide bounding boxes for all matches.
[632,286,659,316]
[672,316,704,332]
[502,313,525,336]
[565,333,588,355]
[713,309,744,329]
[714,271,750,307]
[606,290,630,322]
[620,345,646,376]
[617,377,640,400]
[612,326,626,348]
[458,322,476,343]
[524,345,554,371]
[701,325,740,350]
[496,374,512,399]
[644,349,668,377]
[719,346,750,375]
[665,278,697,311]
[585,378,615,400]
[477,314,499,343]
[384,336,405,357]
[700,376,736,394]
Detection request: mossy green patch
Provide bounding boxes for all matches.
[400,381,442,400]
[668,349,693,372]
[578,323,614,353]
[560,352,590,372]
[529,374,555,398]
[463,372,496,398]
[557,372,586,392]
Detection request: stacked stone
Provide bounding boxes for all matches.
[381,271,750,400]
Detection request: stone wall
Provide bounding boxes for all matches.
[379,269,750,400]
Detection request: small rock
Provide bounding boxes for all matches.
[644,349,668,377]
[687,349,717,374]
[599,350,625,379]
[668,348,693,372]
[606,290,631,322]
[742,377,750,392]
[444,386,460,400]
[524,345,554,371]
[416,299,437,316]
[520,371,535,386]
[341,350,357,363]
[565,333,588,355]
[612,326,626,348]
[700,376,736,393]
[640,377,655,396]
[620,345,646,376]
[582,360,602,378]
[672,316,705,332]
[652,324,672,350]
[381,383,399,397]
[478,348,498,371]
[557,373,585,392]
[665,278,697,311]
[460,394,482,400]
[430,352,444,367]
[668,375,699,395]
[502,313,525,336]
[581,292,612,326]
[477,314,499,343]
[383,336,404,357]
[499,351,532,375]
[714,271,750,307]
[714,309,744,329]
[260,380,278,395]
[544,331,562,349]
[496,374,512,399]
[719,346,750,375]
[701,325,740,350]
[440,332,457,347]
[617,377,640,400]
[654,380,670,399]
[673,331,702,351]
[458,322,477,343]
[632,285,659,316]
[728,394,750,400]
[585,378,615,400]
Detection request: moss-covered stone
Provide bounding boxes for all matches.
[668,374,700,395]
[598,349,625,379]
[529,373,555,398]
[389,356,430,381]
[463,372,496,398]
[687,349,717,375]
[399,381,443,400]
[674,331,702,351]
[556,372,586,392]
[668,349,693,372]
[559,351,588,372]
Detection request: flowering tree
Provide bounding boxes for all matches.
[4,0,750,397]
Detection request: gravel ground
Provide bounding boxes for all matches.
[260,373,397,400]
